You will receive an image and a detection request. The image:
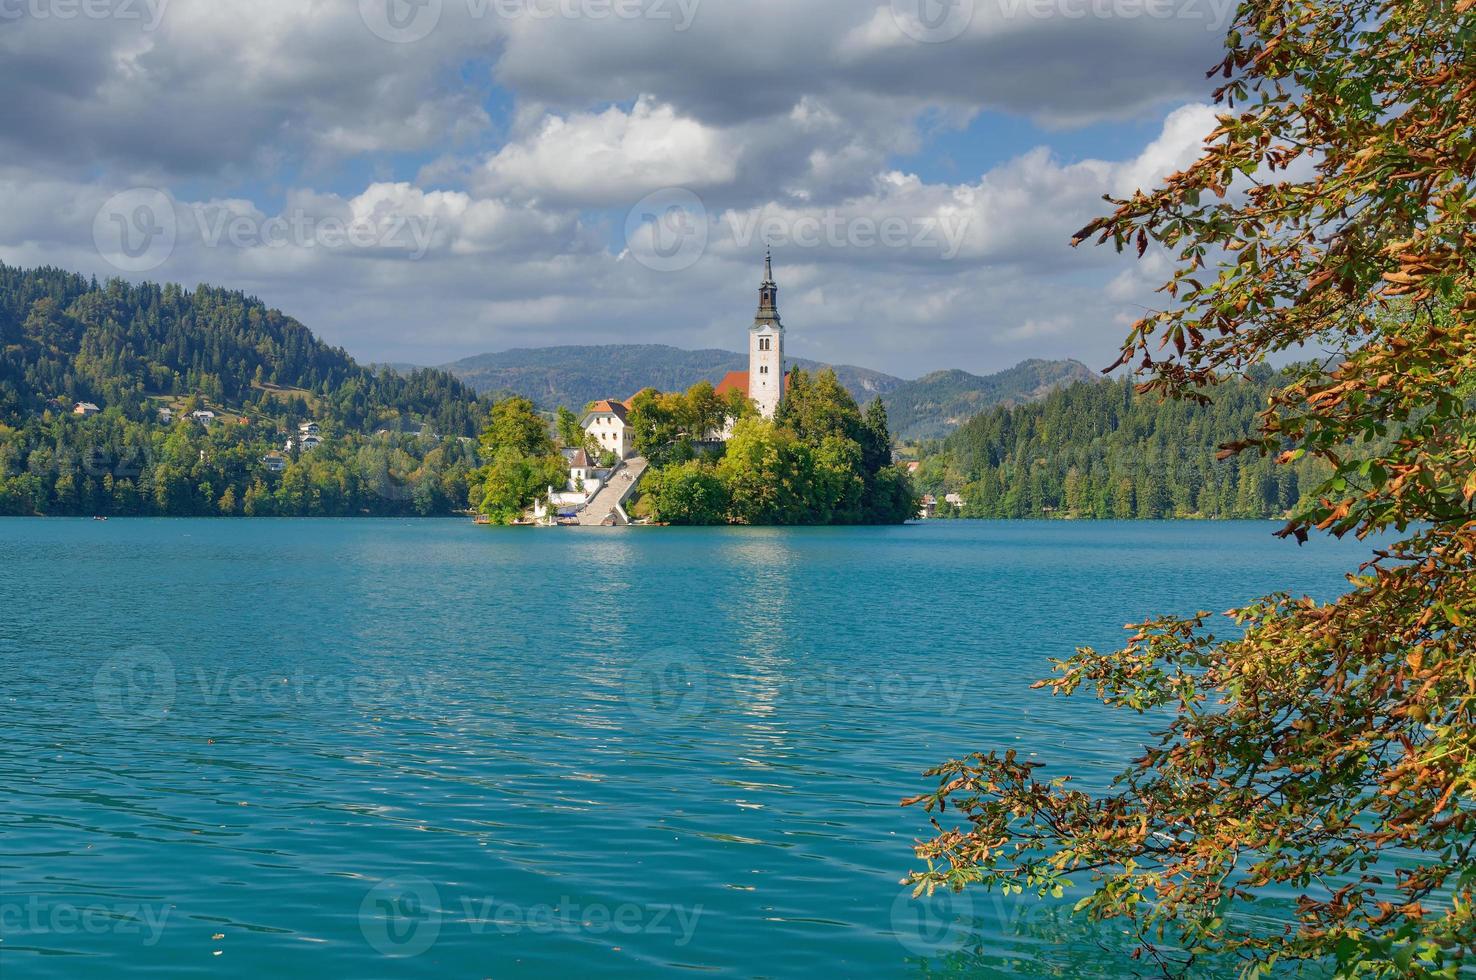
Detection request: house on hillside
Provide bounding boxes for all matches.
[158,407,174,424]
[262,452,287,473]
[73,402,100,417]
[300,434,322,451]
[191,410,216,427]
[298,421,320,437]
[582,400,634,461]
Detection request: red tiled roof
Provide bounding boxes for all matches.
[715,371,749,398]
[715,370,793,399]
[584,400,630,423]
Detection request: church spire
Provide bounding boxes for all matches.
[756,248,781,325]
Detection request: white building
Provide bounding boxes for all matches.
[716,249,788,420]
[299,434,323,451]
[262,453,287,473]
[298,421,320,437]
[191,410,216,426]
[581,400,634,460]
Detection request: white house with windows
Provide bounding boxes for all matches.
[581,399,634,460]
[262,452,287,473]
[191,409,216,426]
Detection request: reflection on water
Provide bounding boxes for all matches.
[0,518,1383,978]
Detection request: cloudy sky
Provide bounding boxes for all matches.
[0,0,1236,377]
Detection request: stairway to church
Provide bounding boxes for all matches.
[576,456,648,526]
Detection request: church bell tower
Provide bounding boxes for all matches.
[749,248,785,418]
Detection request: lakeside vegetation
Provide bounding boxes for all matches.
[910,366,1341,520]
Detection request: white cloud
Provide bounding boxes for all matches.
[477,97,737,205]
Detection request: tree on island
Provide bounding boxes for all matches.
[470,396,565,524]
[638,368,918,526]
[905,1,1476,976]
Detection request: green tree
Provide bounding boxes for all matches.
[479,396,554,460]
[642,460,729,525]
[906,2,1476,976]
[717,417,815,525]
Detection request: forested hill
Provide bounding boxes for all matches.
[883,359,1098,441]
[913,366,1335,520]
[0,264,490,518]
[0,264,487,436]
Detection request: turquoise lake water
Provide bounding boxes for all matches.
[0,519,1385,977]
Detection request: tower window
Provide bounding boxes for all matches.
[759,337,771,351]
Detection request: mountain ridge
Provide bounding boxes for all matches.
[426,345,1098,441]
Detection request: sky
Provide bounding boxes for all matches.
[0,0,1239,378]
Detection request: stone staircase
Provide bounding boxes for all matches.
[576,456,648,526]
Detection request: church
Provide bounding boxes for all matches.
[582,251,790,460]
[714,248,788,419]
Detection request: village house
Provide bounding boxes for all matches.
[158,407,174,424]
[581,399,634,461]
[73,402,100,417]
[298,421,321,437]
[299,434,323,451]
[191,409,216,427]
[261,452,287,473]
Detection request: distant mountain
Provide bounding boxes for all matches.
[883,359,1100,442]
[433,344,1096,442]
[438,344,905,413]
